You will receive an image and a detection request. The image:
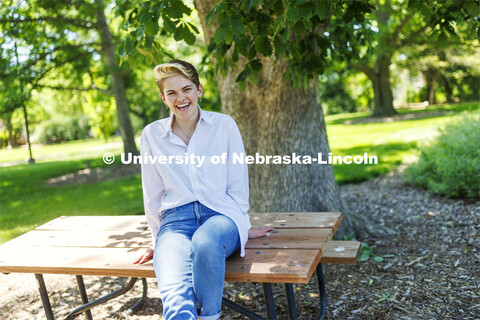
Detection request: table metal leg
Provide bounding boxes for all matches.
[316,264,327,320]
[262,283,277,320]
[222,297,266,320]
[285,284,298,320]
[35,274,54,320]
[75,275,93,320]
[125,277,148,315]
[65,277,140,320]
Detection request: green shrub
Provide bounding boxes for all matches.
[33,115,91,143]
[404,112,480,198]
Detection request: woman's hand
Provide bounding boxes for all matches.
[248,226,275,239]
[133,248,154,265]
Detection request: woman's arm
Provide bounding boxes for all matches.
[135,132,165,264]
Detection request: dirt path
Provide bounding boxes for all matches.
[1,168,478,319]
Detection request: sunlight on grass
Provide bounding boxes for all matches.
[0,135,132,164]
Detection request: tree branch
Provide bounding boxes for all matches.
[399,24,429,47]
[390,14,412,48]
[351,62,376,81]
[0,17,97,29]
[35,84,111,94]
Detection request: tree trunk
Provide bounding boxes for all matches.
[423,70,437,105]
[372,56,397,117]
[95,0,138,155]
[194,0,385,239]
[5,113,16,149]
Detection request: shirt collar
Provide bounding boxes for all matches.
[159,105,214,138]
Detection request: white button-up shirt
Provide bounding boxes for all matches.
[140,106,251,257]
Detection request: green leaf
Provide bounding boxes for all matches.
[437,31,448,48]
[124,36,134,55]
[138,5,151,23]
[274,35,287,55]
[298,3,314,20]
[273,14,285,37]
[225,27,233,45]
[249,70,260,85]
[465,0,480,16]
[316,1,330,20]
[135,25,146,40]
[118,41,125,58]
[187,22,200,34]
[213,24,227,43]
[274,0,284,16]
[165,1,187,19]
[286,7,301,23]
[282,26,290,43]
[294,21,305,34]
[207,41,217,53]
[235,66,250,82]
[254,36,272,56]
[248,59,262,71]
[145,19,159,36]
[183,26,196,45]
[162,16,176,33]
[174,23,185,41]
[232,15,245,35]
[373,256,384,263]
[206,6,218,25]
[145,35,153,48]
[245,0,259,12]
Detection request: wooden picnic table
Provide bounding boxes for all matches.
[0,212,358,319]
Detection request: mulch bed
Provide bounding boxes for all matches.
[1,166,478,319]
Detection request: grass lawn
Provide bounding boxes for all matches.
[0,101,478,244]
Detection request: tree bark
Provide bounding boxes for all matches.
[5,113,16,149]
[95,0,138,155]
[423,70,437,105]
[353,57,397,117]
[194,0,385,239]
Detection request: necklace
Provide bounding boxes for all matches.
[175,122,193,141]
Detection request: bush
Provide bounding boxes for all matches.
[404,112,480,198]
[33,115,91,143]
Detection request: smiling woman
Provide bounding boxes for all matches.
[134,59,273,320]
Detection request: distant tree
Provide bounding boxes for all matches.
[348,0,479,116]
[0,0,138,154]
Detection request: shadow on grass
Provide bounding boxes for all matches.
[325,101,480,126]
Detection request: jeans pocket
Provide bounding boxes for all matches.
[161,208,175,220]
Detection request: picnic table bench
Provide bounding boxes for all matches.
[0,212,361,319]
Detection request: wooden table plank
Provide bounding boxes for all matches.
[226,249,321,284]
[6,230,152,248]
[320,241,361,264]
[35,216,148,231]
[249,212,342,233]
[0,244,320,283]
[9,228,332,251]
[246,228,331,250]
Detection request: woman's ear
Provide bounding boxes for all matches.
[159,93,166,104]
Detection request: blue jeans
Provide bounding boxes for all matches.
[153,201,241,320]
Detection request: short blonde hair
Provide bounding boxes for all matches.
[153,60,200,94]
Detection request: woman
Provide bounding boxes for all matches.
[134,60,273,320]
